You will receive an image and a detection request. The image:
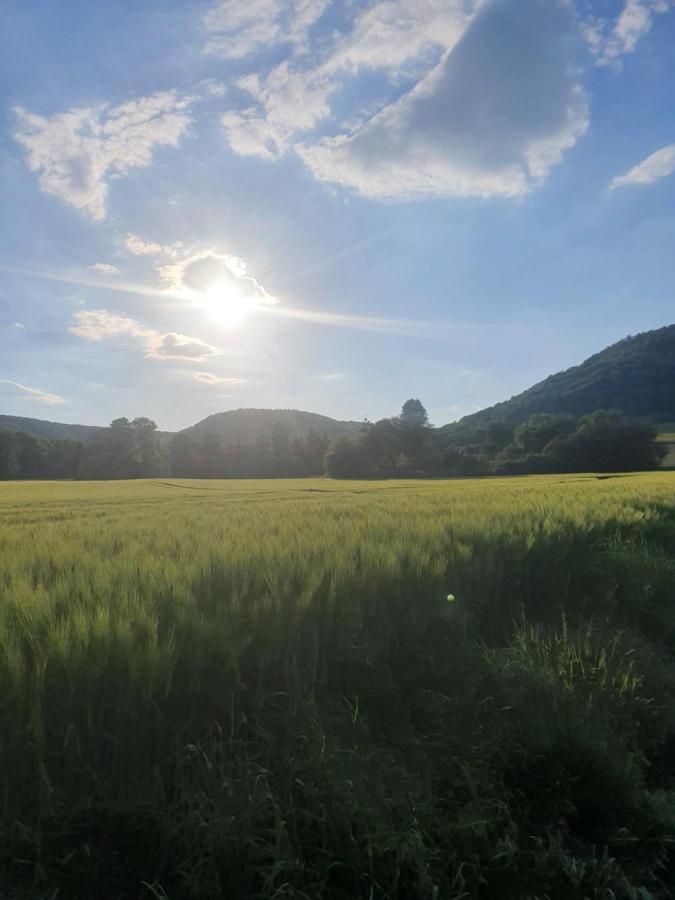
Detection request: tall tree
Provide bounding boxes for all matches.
[132,418,161,476]
[398,399,433,472]
[399,399,429,428]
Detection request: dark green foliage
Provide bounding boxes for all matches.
[0,428,19,478]
[324,436,368,478]
[450,324,675,428]
[439,410,665,477]
[515,412,577,453]
[79,417,165,479]
[327,404,664,479]
[0,428,83,479]
[169,425,331,478]
[325,400,434,478]
[182,407,362,445]
[0,418,166,480]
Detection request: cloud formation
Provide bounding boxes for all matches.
[14,91,193,220]
[587,0,673,65]
[299,0,588,199]
[610,143,675,189]
[220,0,588,199]
[203,0,329,60]
[158,248,278,317]
[0,379,64,406]
[70,310,219,362]
[221,0,472,161]
[124,234,163,256]
[194,372,243,385]
[91,262,119,274]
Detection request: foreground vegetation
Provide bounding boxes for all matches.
[2,474,675,898]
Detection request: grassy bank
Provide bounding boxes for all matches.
[1,474,675,898]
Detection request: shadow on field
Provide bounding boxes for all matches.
[2,494,675,898]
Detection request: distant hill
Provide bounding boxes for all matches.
[4,325,674,449]
[0,415,105,443]
[181,408,363,445]
[452,325,675,429]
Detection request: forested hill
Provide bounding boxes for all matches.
[0,415,104,443]
[454,325,675,428]
[181,408,363,444]
[0,409,360,447]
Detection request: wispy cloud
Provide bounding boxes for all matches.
[69,309,152,342]
[316,372,345,381]
[70,309,220,363]
[610,144,675,189]
[124,234,164,256]
[203,0,328,60]
[220,0,472,162]
[91,262,119,274]
[0,379,65,406]
[14,91,194,220]
[588,0,674,66]
[194,372,243,385]
[146,332,220,361]
[220,0,588,200]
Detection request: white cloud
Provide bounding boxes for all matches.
[157,248,279,322]
[298,0,588,200]
[145,332,220,361]
[587,0,673,65]
[194,372,243,385]
[610,143,675,189]
[203,0,329,59]
[220,0,587,199]
[0,379,65,406]
[222,0,472,160]
[70,309,220,362]
[13,322,26,329]
[326,0,472,73]
[91,262,119,274]
[69,310,152,342]
[14,91,193,220]
[203,0,282,58]
[124,234,163,256]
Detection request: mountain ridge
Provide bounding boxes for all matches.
[452,324,675,429]
[3,324,674,443]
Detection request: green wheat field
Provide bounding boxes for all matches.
[3,473,675,898]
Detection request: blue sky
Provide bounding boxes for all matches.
[1,0,674,430]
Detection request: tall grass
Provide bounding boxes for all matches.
[1,473,675,897]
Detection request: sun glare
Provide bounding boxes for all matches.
[199,278,258,327]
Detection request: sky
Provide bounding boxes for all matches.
[1,0,675,431]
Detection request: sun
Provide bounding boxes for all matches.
[199,278,259,327]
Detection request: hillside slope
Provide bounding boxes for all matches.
[181,408,363,444]
[455,325,675,428]
[0,415,104,443]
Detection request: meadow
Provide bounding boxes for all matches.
[2,474,675,898]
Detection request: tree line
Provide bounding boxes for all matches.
[325,402,666,477]
[0,401,665,481]
[0,418,331,480]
